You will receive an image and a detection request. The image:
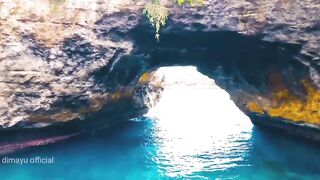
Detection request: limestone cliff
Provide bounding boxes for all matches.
[0,0,319,139]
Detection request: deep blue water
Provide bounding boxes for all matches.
[0,117,320,180]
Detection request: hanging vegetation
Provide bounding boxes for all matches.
[143,0,204,41]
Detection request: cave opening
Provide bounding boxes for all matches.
[145,65,252,129]
[137,66,253,176]
[1,1,320,178]
[89,29,320,142]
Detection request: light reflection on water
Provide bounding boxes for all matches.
[145,66,253,178]
[146,90,253,178]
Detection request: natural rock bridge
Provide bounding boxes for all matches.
[0,0,319,151]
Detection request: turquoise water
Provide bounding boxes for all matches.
[0,117,320,180]
[1,76,320,180]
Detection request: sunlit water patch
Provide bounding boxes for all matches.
[145,66,253,178]
[0,66,320,180]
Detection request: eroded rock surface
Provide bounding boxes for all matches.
[0,0,319,132]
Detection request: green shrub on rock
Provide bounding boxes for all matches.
[143,0,204,41]
[174,0,205,6]
[143,0,169,41]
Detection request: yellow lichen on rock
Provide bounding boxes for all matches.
[247,102,265,114]
[139,71,165,89]
[247,80,320,124]
[30,110,80,123]
[139,72,152,83]
[111,89,133,100]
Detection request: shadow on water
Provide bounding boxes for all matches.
[249,126,320,176]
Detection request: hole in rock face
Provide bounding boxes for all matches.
[144,66,253,177]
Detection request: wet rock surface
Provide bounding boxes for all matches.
[0,0,319,140]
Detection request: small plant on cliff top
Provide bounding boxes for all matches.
[49,0,66,13]
[143,0,169,41]
[174,0,205,6]
[144,0,204,41]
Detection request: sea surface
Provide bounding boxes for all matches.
[1,67,320,180]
